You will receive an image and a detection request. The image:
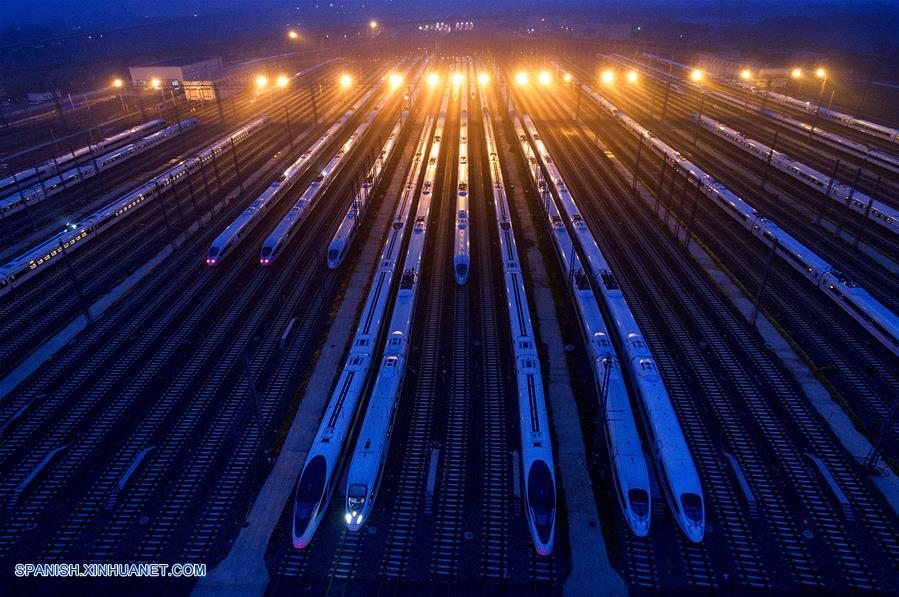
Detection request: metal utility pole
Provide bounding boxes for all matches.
[693,93,706,146]
[230,139,243,194]
[853,177,880,249]
[59,239,92,323]
[816,159,841,224]
[632,134,644,194]
[761,130,779,189]
[750,238,779,325]
[863,396,899,474]
[284,106,295,151]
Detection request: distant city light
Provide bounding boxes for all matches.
[626,70,638,83]
[515,71,529,86]
[600,70,615,85]
[288,30,299,40]
[690,69,703,82]
[562,72,573,83]
[340,73,353,88]
[477,72,490,85]
[740,69,752,80]
[369,20,378,29]
[427,72,440,88]
[538,70,552,85]
[150,78,161,89]
[112,78,124,88]
[791,68,802,79]
[256,75,268,89]
[276,74,289,87]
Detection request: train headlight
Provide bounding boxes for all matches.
[345,513,353,524]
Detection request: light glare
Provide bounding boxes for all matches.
[340,73,353,88]
[600,70,615,85]
[538,70,552,85]
[626,70,638,83]
[515,71,529,86]
[477,72,489,85]
[427,72,440,88]
[690,69,703,82]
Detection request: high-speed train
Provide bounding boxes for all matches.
[606,53,899,175]
[0,119,198,220]
[640,52,899,146]
[206,85,379,266]
[569,70,899,357]
[454,65,471,285]
[328,105,407,269]
[342,85,451,533]
[519,108,705,543]
[290,110,436,549]
[0,116,270,298]
[510,109,651,537]
[0,118,166,196]
[260,92,390,265]
[482,90,559,553]
[698,114,898,235]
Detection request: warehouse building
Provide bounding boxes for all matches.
[129,57,223,90]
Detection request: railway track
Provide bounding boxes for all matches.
[521,67,899,590]
[0,60,404,570]
[560,58,899,456]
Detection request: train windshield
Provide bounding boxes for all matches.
[294,455,326,530]
[456,263,468,280]
[347,483,367,512]
[681,493,703,522]
[527,460,555,543]
[628,489,650,517]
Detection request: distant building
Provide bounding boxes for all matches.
[697,53,790,86]
[183,68,250,102]
[129,57,224,91]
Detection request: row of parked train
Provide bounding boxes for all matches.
[607,53,899,176]
[698,114,898,235]
[508,81,705,542]
[0,116,270,298]
[292,68,448,548]
[0,118,166,197]
[0,120,197,220]
[641,52,899,146]
[564,66,899,357]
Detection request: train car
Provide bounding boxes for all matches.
[260,101,382,265]
[454,68,470,285]
[572,71,899,356]
[290,112,436,549]
[520,110,705,543]
[0,119,166,196]
[487,112,556,554]
[698,115,898,236]
[328,108,409,269]
[0,120,198,220]
[508,105,649,539]
[207,86,379,266]
[0,116,269,297]
[343,86,451,532]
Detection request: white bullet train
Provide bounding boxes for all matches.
[641,52,899,146]
[698,114,898,236]
[0,119,198,220]
[290,111,436,548]
[328,104,409,269]
[0,116,270,298]
[454,66,471,285]
[206,85,380,266]
[569,71,899,357]
[519,109,705,543]
[509,109,651,538]
[343,85,451,532]
[260,91,394,265]
[482,90,559,554]
[606,53,899,176]
[0,118,166,196]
